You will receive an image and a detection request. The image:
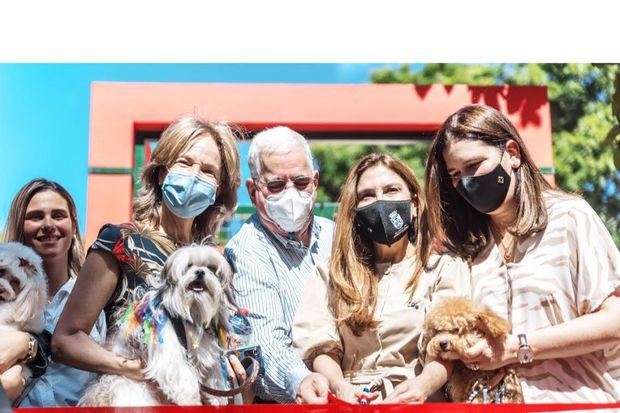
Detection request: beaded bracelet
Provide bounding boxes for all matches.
[24,335,38,363]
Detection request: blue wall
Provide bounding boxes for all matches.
[0,63,419,232]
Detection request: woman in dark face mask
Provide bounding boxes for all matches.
[293,153,469,404]
[417,104,620,403]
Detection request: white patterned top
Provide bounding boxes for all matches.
[470,192,620,402]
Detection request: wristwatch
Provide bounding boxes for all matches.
[517,333,534,364]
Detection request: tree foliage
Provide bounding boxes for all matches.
[312,143,428,203]
[371,63,620,245]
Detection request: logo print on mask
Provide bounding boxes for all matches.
[355,199,412,246]
[389,210,404,230]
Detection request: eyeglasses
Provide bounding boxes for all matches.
[257,176,312,193]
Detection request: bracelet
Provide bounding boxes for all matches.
[24,335,38,363]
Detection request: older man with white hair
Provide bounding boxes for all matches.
[225,126,334,404]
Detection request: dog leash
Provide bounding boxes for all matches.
[201,357,260,397]
[11,376,41,408]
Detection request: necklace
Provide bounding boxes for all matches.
[489,222,516,262]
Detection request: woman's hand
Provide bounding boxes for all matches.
[333,380,358,403]
[382,377,430,404]
[0,364,25,402]
[118,357,145,381]
[333,380,379,404]
[225,354,254,404]
[461,334,519,371]
[296,372,329,404]
[0,331,29,373]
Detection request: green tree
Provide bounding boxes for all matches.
[369,63,619,245]
[312,143,428,203]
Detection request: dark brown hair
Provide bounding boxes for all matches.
[425,105,551,261]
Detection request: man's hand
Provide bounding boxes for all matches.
[295,372,329,404]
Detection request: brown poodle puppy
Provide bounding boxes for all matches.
[423,297,523,403]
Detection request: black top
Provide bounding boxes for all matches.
[89,223,174,327]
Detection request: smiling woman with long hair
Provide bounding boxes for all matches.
[1,178,106,407]
[292,152,469,403]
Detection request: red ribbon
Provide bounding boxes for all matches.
[16,402,620,412]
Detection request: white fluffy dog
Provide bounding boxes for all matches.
[0,242,48,380]
[80,244,234,406]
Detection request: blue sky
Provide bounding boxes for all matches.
[0,63,422,232]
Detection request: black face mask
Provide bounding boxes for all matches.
[455,160,511,213]
[355,199,413,246]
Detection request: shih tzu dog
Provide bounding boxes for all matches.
[0,242,48,380]
[80,244,234,406]
[423,297,524,403]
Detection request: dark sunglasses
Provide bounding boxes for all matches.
[258,176,312,193]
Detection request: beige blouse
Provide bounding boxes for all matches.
[470,193,620,402]
[292,254,469,396]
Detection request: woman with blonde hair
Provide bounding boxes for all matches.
[391,104,620,403]
[293,152,468,403]
[52,115,242,383]
[1,179,106,406]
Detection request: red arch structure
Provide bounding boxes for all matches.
[86,82,553,244]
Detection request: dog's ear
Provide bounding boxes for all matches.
[476,306,511,338]
[18,257,38,277]
[13,268,48,326]
[160,249,179,286]
[419,331,432,361]
[218,257,236,304]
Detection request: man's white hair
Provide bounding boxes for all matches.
[248,126,314,180]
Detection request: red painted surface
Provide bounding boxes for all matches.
[85,175,133,244]
[87,83,554,244]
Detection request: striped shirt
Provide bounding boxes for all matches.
[471,192,620,402]
[224,213,334,403]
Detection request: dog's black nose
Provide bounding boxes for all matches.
[439,340,449,351]
[194,269,205,278]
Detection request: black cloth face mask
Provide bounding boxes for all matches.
[355,199,412,246]
[455,159,511,213]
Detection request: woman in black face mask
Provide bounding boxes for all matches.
[404,104,619,404]
[292,153,469,404]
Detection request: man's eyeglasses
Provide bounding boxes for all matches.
[257,176,312,193]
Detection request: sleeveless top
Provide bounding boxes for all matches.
[89,223,174,326]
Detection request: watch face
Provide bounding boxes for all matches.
[518,346,534,364]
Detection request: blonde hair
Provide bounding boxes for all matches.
[4,179,84,277]
[132,115,241,242]
[425,104,551,260]
[327,153,431,335]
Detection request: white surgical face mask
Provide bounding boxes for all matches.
[264,188,314,233]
